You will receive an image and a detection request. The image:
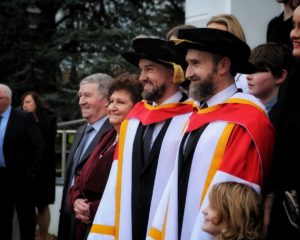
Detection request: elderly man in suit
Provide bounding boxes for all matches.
[0,83,44,240]
[58,73,113,240]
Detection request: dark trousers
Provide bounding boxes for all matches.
[58,211,72,240]
[0,168,36,240]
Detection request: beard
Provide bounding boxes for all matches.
[142,82,166,102]
[188,72,216,102]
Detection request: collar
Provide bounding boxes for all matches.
[1,105,12,119]
[153,91,183,106]
[265,96,278,113]
[207,84,238,107]
[89,116,108,132]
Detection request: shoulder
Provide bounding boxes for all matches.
[100,128,117,142]
[231,92,266,113]
[102,117,112,128]
[40,108,56,117]
[268,13,283,25]
[11,108,35,121]
[11,108,26,116]
[77,124,87,132]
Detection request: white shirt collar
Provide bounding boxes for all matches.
[153,91,183,106]
[1,105,11,119]
[207,84,238,107]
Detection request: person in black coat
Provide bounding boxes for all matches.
[0,84,44,240]
[21,91,57,240]
[266,0,299,49]
[266,4,300,239]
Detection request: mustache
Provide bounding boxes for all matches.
[142,79,152,84]
[188,76,200,82]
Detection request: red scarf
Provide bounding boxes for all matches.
[127,100,194,125]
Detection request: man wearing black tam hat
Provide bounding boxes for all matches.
[87,38,194,240]
[147,28,276,240]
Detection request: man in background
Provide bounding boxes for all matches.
[0,83,43,240]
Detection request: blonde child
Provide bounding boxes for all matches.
[202,182,263,240]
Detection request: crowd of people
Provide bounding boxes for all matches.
[0,0,300,239]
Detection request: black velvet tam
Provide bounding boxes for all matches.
[176,28,256,74]
[122,38,185,69]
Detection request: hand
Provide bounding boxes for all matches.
[73,198,91,224]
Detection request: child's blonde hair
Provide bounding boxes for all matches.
[209,182,263,240]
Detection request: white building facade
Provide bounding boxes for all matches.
[185,0,282,48]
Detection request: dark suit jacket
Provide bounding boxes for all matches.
[1,107,43,240]
[68,128,117,240]
[3,108,44,183]
[267,60,300,240]
[58,117,112,240]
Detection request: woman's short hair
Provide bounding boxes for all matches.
[108,73,143,104]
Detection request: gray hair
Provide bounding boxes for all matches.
[0,83,12,103]
[80,73,113,98]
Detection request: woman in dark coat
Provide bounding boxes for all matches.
[68,73,143,240]
[21,91,57,240]
[266,4,300,239]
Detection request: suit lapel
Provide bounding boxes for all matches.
[65,125,85,173]
[78,118,112,167]
[3,108,15,140]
